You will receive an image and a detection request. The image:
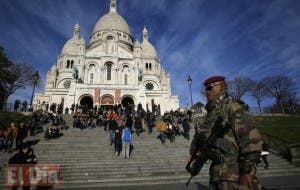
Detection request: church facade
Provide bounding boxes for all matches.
[34,0,179,114]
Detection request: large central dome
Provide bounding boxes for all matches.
[88,0,133,49]
[92,11,131,36]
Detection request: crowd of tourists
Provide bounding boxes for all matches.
[69,103,193,159]
[1,102,193,159]
[156,110,191,143]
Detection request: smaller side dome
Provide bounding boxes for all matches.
[134,40,141,48]
[141,26,158,59]
[141,41,158,59]
[61,24,86,55]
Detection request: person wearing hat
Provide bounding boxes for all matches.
[188,76,262,190]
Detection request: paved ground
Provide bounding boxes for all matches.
[55,175,300,190]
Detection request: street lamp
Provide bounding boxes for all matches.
[187,75,193,108]
[30,71,39,109]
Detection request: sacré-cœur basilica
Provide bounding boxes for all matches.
[34,0,179,114]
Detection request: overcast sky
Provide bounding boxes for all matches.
[0,0,299,108]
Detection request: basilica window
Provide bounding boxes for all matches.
[149,63,152,71]
[145,82,154,90]
[124,74,128,85]
[123,65,129,72]
[63,80,71,89]
[90,73,94,84]
[105,63,112,80]
[71,60,74,68]
[146,63,148,70]
[88,64,96,84]
[67,60,70,68]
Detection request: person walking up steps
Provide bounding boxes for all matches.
[122,126,131,159]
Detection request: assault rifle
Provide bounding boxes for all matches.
[185,116,229,186]
[185,143,208,186]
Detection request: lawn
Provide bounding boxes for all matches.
[254,115,300,144]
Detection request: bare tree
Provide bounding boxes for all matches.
[262,75,295,114]
[0,47,13,110]
[1,63,39,110]
[250,81,268,114]
[227,77,255,101]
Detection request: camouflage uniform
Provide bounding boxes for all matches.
[192,95,262,190]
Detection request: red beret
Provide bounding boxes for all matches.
[204,76,225,86]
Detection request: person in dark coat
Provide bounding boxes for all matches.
[146,112,155,134]
[125,114,133,132]
[0,129,5,151]
[16,122,28,150]
[26,147,37,164]
[134,117,142,136]
[5,122,18,153]
[8,144,31,190]
[261,141,269,169]
[108,118,118,145]
[114,128,122,156]
[181,118,191,140]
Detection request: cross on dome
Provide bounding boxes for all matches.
[110,0,117,12]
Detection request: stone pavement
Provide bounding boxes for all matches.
[56,175,300,190]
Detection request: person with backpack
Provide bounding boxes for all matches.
[122,126,131,159]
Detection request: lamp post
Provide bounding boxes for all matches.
[30,71,39,110]
[187,75,193,108]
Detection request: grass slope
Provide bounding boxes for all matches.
[254,115,300,144]
[0,111,27,130]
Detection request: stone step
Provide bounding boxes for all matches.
[0,115,298,189]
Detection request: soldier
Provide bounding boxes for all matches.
[189,76,262,190]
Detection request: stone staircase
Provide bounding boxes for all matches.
[0,114,300,189]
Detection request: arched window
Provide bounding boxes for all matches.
[146,63,148,70]
[149,63,152,71]
[67,60,70,68]
[71,60,74,68]
[123,65,129,72]
[90,73,94,84]
[105,63,112,80]
[124,74,128,85]
[88,64,96,84]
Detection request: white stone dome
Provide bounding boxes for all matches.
[61,38,85,55]
[141,41,158,59]
[61,24,85,55]
[92,12,131,36]
[134,40,141,48]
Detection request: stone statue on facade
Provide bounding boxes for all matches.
[72,66,78,81]
[138,68,143,82]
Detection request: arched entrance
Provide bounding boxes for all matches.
[121,96,134,108]
[80,96,93,109]
[101,95,114,105]
[100,95,114,110]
